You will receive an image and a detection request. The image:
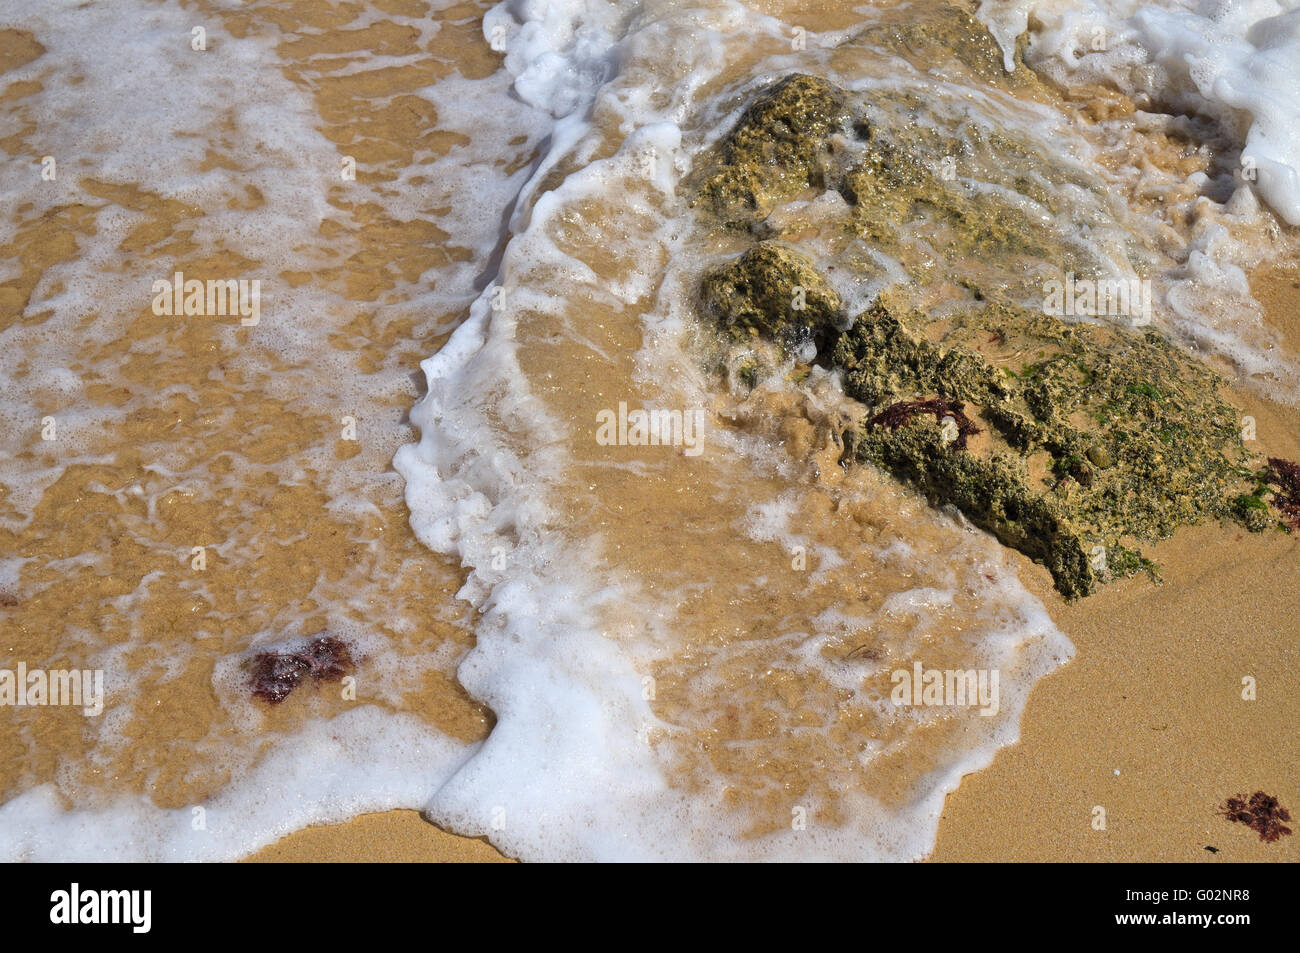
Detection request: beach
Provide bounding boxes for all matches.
[252,386,1300,863]
[266,271,1300,863]
[1,0,1297,862]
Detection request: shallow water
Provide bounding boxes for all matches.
[0,0,1296,860]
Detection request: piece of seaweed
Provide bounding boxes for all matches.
[868,398,982,451]
[1265,457,1300,530]
[1219,791,1293,843]
[249,634,353,704]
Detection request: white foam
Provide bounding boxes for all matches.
[976,0,1300,400]
[978,0,1300,221]
[0,708,475,861]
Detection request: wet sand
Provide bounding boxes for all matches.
[249,271,1300,863]
[250,529,1300,864]
[0,0,500,821]
[249,525,1300,864]
[3,0,1297,862]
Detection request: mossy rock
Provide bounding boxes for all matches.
[851,1,1040,88]
[832,296,1251,596]
[701,245,1254,597]
[694,64,1132,299]
[691,37,1261,597]
[700,241,843,353]
[696,74,848,226]
[845,418,1096,597]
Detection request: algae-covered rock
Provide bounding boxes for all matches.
[694,62,1134,300]
[832,296,1251,597]
[840,143,1052,260]
[850,2,1037,88]
[700,241,843,353]
[844,418,1095,598]
[690,24,1264,597]
[696,74,848,226]
[697,246,1254,598]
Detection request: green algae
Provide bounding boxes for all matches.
[693,50,1138,299]
[689,14,1266,597]
[831,295,1253,596]
[700,240,843,351]
[843,418,1097,597]
[701,219,1256,601]
[1232,489,1271,532]
[704,261,1257,598]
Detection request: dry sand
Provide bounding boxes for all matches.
[246,809,510,862]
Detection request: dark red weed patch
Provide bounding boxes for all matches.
[1265,457,1300,530]
[1219,791,1292,843]
[249,635,353,704]
[867,398,982,450]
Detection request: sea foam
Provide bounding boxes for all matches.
[4,0,1297,863]
[979,0,1300,225]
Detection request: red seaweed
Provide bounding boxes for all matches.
[249,635,353,704]
[868,398,982,450]
[1219,791,1292,843]
[1264,457,1300,530]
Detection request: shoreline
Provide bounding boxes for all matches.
[247,273,1300,864]
[3,0,1296,864]
[246,518,1300,862]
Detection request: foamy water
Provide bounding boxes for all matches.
[1,0,1297,861]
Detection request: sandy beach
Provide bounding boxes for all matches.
[252,464,1300,864]
[251,265,1300,862]
[2,0,1297,862]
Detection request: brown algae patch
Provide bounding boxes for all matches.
[1259,457,1300,530]
[848,2,1035,90]
[690,45,1125,304]
[699,241,843,352]
[695,74,849,227]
